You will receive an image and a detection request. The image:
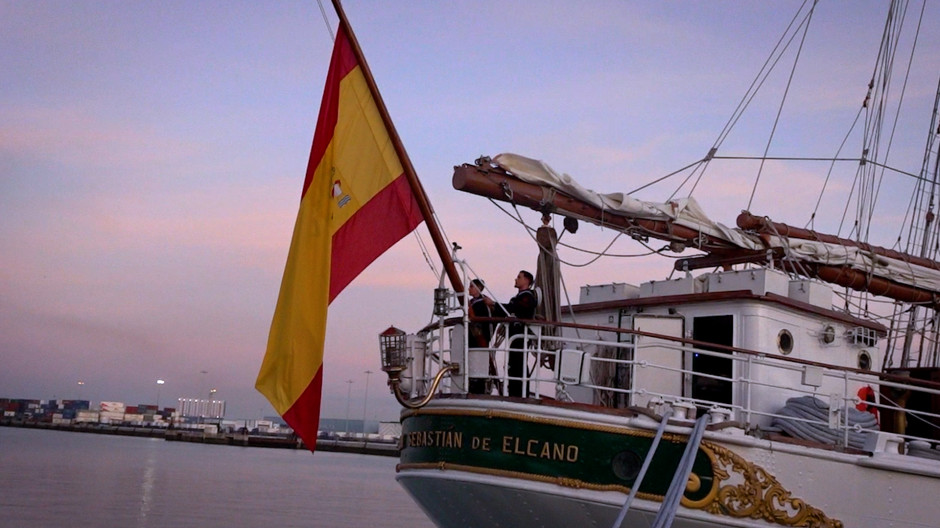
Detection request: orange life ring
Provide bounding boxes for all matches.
[856,385,879,424]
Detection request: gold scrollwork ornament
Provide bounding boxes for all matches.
[683,442,843,528]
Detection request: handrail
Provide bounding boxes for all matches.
[452,315,940,391]
[411,316,940,450]
[390,364,459,409]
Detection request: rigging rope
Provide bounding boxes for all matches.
[871,0,919,242]
[709,0,812,151]
[627,159,704,197]
[489,199,671,267]
[808,106,866,230]
[650,414,709,528]
[897,0,932,251]
[413,230,440,280]
[685,1,815,199]
[746,1,817,212]
[610,410,674,528]
[315,0,335,41]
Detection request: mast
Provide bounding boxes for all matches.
[897,75,940,367]
[330,0,464,294]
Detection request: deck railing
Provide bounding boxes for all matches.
[405,316,940,453]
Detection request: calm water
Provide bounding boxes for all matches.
[0,427,435,528]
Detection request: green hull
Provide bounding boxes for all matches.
[400,407,714,504]
[398,403,843,528]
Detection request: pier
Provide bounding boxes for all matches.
[1,418,399,457]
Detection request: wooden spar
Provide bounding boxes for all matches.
[330,0,464,293]
[737,211,940,272]
[805,263,938,305]
[452,162,740,252]
[454,161,940,306]
[675,251,939,305]
[737,211,940,305]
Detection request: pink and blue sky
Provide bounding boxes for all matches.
[2,1,938,421]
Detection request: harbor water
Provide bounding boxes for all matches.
[0,427,435,528]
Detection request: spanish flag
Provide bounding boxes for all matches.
[256,24,423,450]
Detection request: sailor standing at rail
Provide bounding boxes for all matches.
[486,270,537,397]
[467,278,493,394]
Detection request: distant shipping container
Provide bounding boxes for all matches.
[378,422,402,437]
[100,402,125,412]
[100,411,125,422]
[75,410,99,423]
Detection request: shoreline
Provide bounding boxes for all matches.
[0,419,400,457]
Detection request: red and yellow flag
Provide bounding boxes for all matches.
[256,24,423,450]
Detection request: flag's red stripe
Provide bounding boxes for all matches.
[329,174,423,301]
[282,367,323,449]
[302,26,358,200]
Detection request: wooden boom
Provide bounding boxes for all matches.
[454,160,940,307]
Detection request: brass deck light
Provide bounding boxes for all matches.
[379,325,457,409]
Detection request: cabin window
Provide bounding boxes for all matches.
[690,315,734,408]
[777,329,794,355]
[858,350,872,371]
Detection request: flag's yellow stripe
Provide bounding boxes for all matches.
[256,148,334,414]
[257,62,406,414]
[328,65,404,235]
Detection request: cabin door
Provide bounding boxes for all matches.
[689,315,734,407]
[631,315,684,408]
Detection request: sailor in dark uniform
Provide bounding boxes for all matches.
[488,270,537,397]
[467,278,493,394]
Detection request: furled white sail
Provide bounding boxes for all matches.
[492,153,940,297]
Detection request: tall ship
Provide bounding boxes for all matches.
[259,2,940,527]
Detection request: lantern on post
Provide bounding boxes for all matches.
[378,325,457,409]
[379,326,408,378]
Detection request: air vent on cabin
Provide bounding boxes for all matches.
[850,326,878,347]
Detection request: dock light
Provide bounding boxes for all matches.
[378,325,457,409]
[156,379,165,409]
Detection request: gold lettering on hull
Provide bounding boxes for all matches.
[501,436,579,462]
[470,436,492,451]
[405,429,579,463]
[406,430,463,449]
